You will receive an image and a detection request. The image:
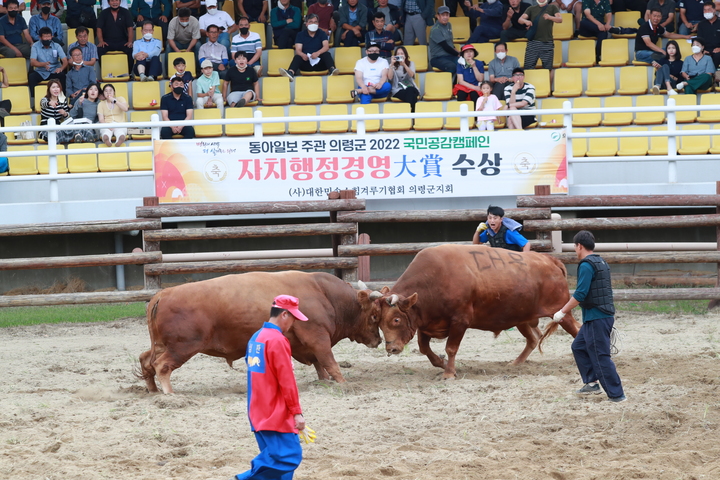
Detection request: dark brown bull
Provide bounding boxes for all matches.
[373,244,580,379]
[139,271,382,393]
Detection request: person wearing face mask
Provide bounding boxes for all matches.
[487,41,520,98]
[634,8,691,65]
[66,47,97,106]
[231,16,263,75]
[500,0,529,42]
[238,0,268,24]
[29,0,64,45]
[97,0,135,70]
[167,8,200,66]
[279,13,338,81]
[132,20,163,81]
[30,0,64,17]
[199,0,237,56]
[129,0,172,41]
[518,0,561,80]
[467,0,506,44]
[339,0,368,47]
[676,37,716,93]
[0,0,33,59]
[678,0,705,35]
[308,0,338,37]
[352,42,391,103]
[696,2,720,68]
[271,0,302,49]
[29,27,68,94]
[160,76,195,139]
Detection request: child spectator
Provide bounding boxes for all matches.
[223,51,260,107]
[169,56,194,97]
[475,81,501,131]
[196,59,224,115]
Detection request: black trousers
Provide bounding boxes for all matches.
[97,41,133,71]
[29,71,66,96]
[393,86,419,112]
[288,51,335,73]
[161,126,195,139]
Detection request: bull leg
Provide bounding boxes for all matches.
[417,331,447,371]
[311,361,332,382]
[512,322,542,365]
[442,324,469,379]
[152,351,191,394]
[139,350,159,393]
[560,311,581,337]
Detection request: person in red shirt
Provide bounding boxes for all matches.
[230,295,308,480]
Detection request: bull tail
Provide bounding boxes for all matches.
[538,310,580,353]
[537,320,559,353]
[134,293,163,381]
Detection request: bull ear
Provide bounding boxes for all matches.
[380,286,390,294]
[356,290,369,303]
[399,292,418,311]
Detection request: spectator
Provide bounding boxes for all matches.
[429,6,459,73]
[0,65,13,121]
[224,51,260,107]
[338,0,367,47]
[237,0,268,23]
[0,0,33,59]
[352,42,391,103]
[199,0,237,54]
[199,24,229,79]
[278,13,338,81]
[475,81,502,131]
[0,0,26,15]
[231,16,263,74]
[651,39,683,94]
[487,41,520,98]
[29,0,63,45]
[58,83,102,144]
[169,56,193,96]
[30,27,67,93]
[468,0,505,44]
[676,37,715,93]
[161,76,195,139]
[38,79,69,142]
[129,0,171,41]
[502,67,536,130]
[518,0,561,79]
[678,0,705,35]
[65,0,97,29]
[271,0,302,48]
[578,0,611,61]
[101,0,130,9]
[696,2,720,67]
[133,20,163,81]
[501,0,529,42]
[30,0,63,18]
[610,0,645,13]
[97,0,134,70]
[97,83,130,146]
[67,47,97,105]
[196,59,225,114]
[634,8,691,64]
[307,0,337,37]
[366,12,395,57]
[368,0,401,43]
[174,0,199,17]
[644,0,676,33]
[454,44,484,103]
[167,8,200,65]
[389,45,419,112]
[68,26,98,66]
[402,0,434,46]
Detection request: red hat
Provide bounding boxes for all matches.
[273,295,308,321]
[460,44,478,57]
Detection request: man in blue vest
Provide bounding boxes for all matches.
[472,205,530,252]
[553,230,626,403]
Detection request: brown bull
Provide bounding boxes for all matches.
[139,271,382,393]
[374,244,581,379]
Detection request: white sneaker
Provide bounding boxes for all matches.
[651,85,660,95]
[667,89,677,96]
[675,81,685,90]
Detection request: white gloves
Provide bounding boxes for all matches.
[553,311,566,323]
[476,222,488,232]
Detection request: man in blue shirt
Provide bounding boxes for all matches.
[132,20,163,81]
[278,14,338,81]
[29,0,64,46]
[553,230,626,403]
[472,205,530,252]
[0,0,33,59]
[160,76,195,139]
[67,26,99,67]
[29,26,67,94]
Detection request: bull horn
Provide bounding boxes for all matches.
[369,290,383,299]
[357,280,368,291]
[386,294,399,306]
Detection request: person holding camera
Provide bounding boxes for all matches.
[389,46,419,112]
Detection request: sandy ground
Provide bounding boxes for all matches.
[0,309,719,480]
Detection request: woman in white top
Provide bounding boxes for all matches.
[389,46,419,112]
[97,83,129,147]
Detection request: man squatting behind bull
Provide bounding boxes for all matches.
[471,205,530,252]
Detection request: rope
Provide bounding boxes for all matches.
[610,327,623,356]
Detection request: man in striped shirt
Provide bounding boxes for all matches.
[231,16,263,75]
[503,67,536,129]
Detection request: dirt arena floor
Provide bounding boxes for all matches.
[0,309,719,480]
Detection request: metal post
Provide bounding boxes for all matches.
[151,114,160,140]
[459,102,469,133]
[254,110,263,138]
[666,97,677,183]
[562,100,573,186]
[114,233,126,291]
[356,107,366,135]
[47,118,58,202]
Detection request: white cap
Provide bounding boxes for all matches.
[206,0,217,6]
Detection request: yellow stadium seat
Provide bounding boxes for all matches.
[697,94,720,123]
[445,100,476,129]
[128,141,153,171]
[618,66,650,95]
[334,46,362,75]
[261,77,291,105]
[495,100,506,129]
[382,103,412,131]
[225,107,255,136]
[673,95,697,123]
[249,22,267,49]
[422,72,452,101]
[100,54,130,82]
[222,0,234,17]
[66,28,94,46]
[710,124,720,154]
[128,110,155,139]
[37,144,68,174]
[506,42,527,67]
[326,75,355,103]
[67,143,98,173]
[132,81,162,110]
[553,40,562,69]
[403,45,429,72]
[414,101,444,131]
[598,38,629,66]
[617,126,649,156]
[565,40,596,67]
[678,124,710,155]
[634,95,665,125]
[293,76,323,104]
[552,68,582,97]
[98,145,128,172]
[525,69,550,98]
[553,13,574,40]
[107,83,129,102]
[585,67,616,96]
[319,104,349,133]
[167,51,197,77]
[602,96,633,126]
[6,115,35,145]
[448,17,470,43]
[678,39,693,59]
[34,84,46,113]
[612,12,641,38]
[472,43,494,69]
[267,49,294,77]
[647,126,669,155]
[586,127,618,157]
[5,86,31,114]
[0,58,28,85]
[7,145,38,175]
[570,129,587,157]
[135,26,163,45]
[288,105,318,134]
[194,108,223,137]
[256,106,286,134]
[351,103,380,132]
[572,97,602,127]
[538,98,566,127]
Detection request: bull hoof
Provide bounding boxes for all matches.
[442,373,456,380]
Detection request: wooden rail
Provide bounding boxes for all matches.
[336,208,551,223]
[136,199,366,218]
[0,252,162,270]
[144,257,358,276]
[553,251,720,264]
[338,239,553,256]
[0,219,161,237]
[518,195,720,208]
[0,290,159,307]
[524,214,720,231]
[143,223,357,242]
